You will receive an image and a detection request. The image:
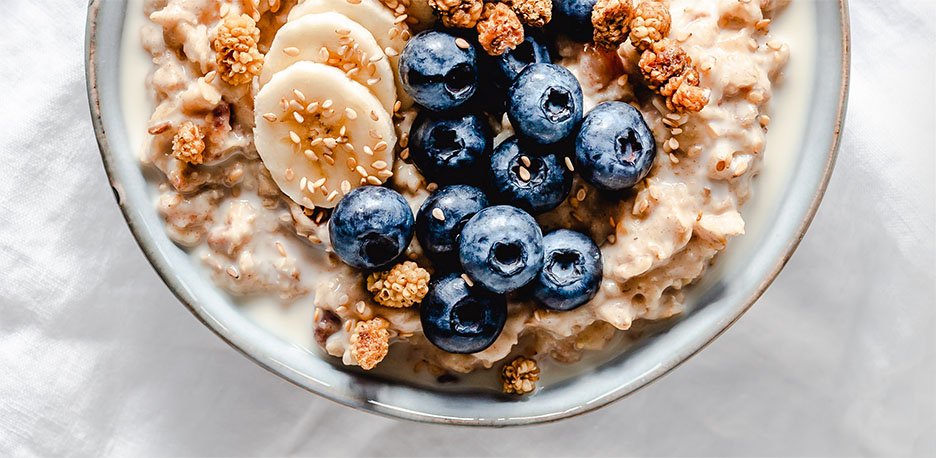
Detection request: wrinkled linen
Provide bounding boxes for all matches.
[0,0,933,456]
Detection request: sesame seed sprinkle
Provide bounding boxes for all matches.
[289,100,304,112]
[276,242,287,257]
[455,38,470,49]
[520,155,531,167]
[371,160,388,170]
[323,155,336,165]
[432,207,445,221]
[369,129,382,140]
[324,138,338,148]
[319,47,330,60]
[461,274,474,287]
[283,46,300,56]
[370,110,379,121]
[262,113,277,122]
[346,68,360,78]
[376,170,394,179]
[299,176,308,189]
[366,77,381,86]
[518,166,531,181]
[204,70,217,83]
[284,168,295,181]
[576,188,586,201]
[293,89,306,102]
[336,27,351,35]
[347,157,357,169]
[341,180,351,194]
[366,176,382,185]
[356,165,369,177]
[363,145,374,156]
[304,149,318,161]
[399,148,410,159]
[564,157,575,172]
[369,54,384,63]
[293,112,305,123]
[313,178,327,188]
[226,266,240,278]
[384,47,399,57]
[393,100,402,112]
[374,141,388,152]
[307,180,317,193]
[327,190,339,202]
[322,99,333,109]
[289,131,301,144]
[345,108,358,120]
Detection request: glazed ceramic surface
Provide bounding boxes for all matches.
[86,0,849,425]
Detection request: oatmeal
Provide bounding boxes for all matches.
[138,0,790,387]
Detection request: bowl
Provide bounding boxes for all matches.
[85,0,849,425]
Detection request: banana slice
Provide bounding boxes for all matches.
[254,62,397,208]
[260,12,397,114]
[288,0,414,109]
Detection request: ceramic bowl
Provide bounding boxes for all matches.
[86,0,849,425]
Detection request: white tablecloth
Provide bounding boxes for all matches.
[1,0,933,456]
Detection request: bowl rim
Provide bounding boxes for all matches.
[85,0,850,426]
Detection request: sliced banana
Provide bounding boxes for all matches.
[260,12,397,114]
[254,62,397,208]
[288,0,414,109]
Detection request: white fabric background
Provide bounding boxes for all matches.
[1,0,934,456]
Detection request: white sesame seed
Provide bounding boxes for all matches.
[362,145,374,156]
[366,77,381,86]
[204,70,217,84]
[319,47,330,60]
[346,67,360,78]
[322,99,333,109]
[376,170,394,179]
[313,178,326,188]
[461,274,474,287]
[283,46,301,56]
[518,166,531,181]
[275,242,287,257]
[368,129,382,140]
[432,208,445,221]
[399,148,409,160]
[327,190,339,202]
[355,166,369,177]
[359,177,367,185]
[388,27,399,40]
[220,3,230,17]
[366,176,382,185]
[323,138,338,148]
[384,47,399,57]
[347,157,358,170]
[393,14,408,24]
[284,168,295,181]
[293,89,306,102]
[576,188,586,201]
[347,0,361,4]
[565,157,575,172]
[341,180,351,194]
[310,138,323,147]
[304,149,318,161]
[369,54,384,63]
[307,180,317,193]
[289,100,304,112]
[299,176,308,189]
[336,27,351,35]
[345,108,358,120]
[401,29,411,41]
[293,112,305,123]
[374,141,388,152]
[323,155,336,165]
[393,100,402,112]
[520,155,531,167]
[668,138,679,150]
[262,112,277,122]
[226,266,240,278]
[455,37,470,49]
[289,131,301,144]
[339,126,347,137]
[371,160,388,170]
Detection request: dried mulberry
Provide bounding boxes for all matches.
[212,14,264,86]
[591,0,633,50]
[477,2,525,56]
[629,0,671,52]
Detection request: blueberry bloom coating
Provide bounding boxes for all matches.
[420,272,508,354]
[575,101,656,191]
[507,63,584,144]
[552,0,599,41]
[415,185,490,257]
[487,136,572,214]
[409,110,492,184]
[328,186,414,270]
[458,205,544,293]
[531,229,603,311]
[400,30,479,112]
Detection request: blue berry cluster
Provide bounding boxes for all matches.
[327,23,658,355]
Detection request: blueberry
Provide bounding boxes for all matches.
[531,230,603,311]
[328,186,414,270]
[458,205,544,293]
[575,101,656,191]
[400,30,478,112]
[552,0,598,41]
[420,273,508,354]
[409,110,492,184]
[507,63,584,144]
[415,185,490,257]
[487,136,572,214]
[495,31,552,84]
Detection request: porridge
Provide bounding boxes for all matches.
[137,0,790,393]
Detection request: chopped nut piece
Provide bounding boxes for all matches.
[629,0,671,52]
[477,2,525,56]
[501,356,540,394]
[171,122,206,165]
[349,317,390,370]
[212,14,264,86]
[591,0,633,50]
[509,0,552,28]
[429,0,485,28]
[366,261,431,308]
[638,38,689,88]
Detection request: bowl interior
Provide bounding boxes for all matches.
[86,0,847,425]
